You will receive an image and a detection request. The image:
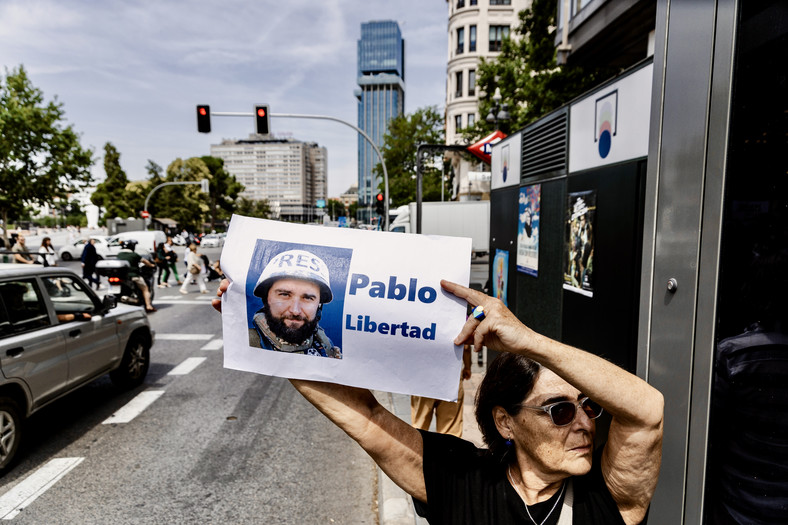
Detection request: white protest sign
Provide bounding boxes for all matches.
[220,215,472,401]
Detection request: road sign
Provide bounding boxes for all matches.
[140,210,150,219]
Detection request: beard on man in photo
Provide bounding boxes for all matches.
[263,303,321,345]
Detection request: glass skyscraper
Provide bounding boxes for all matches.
[356,21,405,222]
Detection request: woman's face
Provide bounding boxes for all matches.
[507,369,595,479]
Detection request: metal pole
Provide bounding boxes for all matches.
[143,181,206,230]
[415,144,469,235]
[211,110,391,230]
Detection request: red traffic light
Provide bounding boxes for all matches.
[196,104,211,133]
[255,104,270,134]
[376,193,384,201]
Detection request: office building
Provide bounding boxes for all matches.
[211,136,327,223]
[356,20,405,221]
[445,0,530,200]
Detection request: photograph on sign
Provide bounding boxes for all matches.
[516,184,541,276]
[563,190,596,297]
[493,249,509,306]
[219,215,472,400]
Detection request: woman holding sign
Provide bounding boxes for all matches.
[214,279,663,524]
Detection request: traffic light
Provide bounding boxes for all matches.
[374,193,385,215]
[255,104,270,134]
[196,105,211,133]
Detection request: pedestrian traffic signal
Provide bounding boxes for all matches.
[196,105,211,133]
[375,193,385,215]
[255,104,270,134]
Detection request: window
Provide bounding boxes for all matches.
[455,71,463,98]
[489,0,511,5]
[0,280,51,335]
[467,113,475,127]
[455,115,463,133]
[456,27,464,55]
[456,0,464,8]
[469,25,477,52]
[42,276,97,320]
[470,0,477,4]
[489,25,510,52]
[468,69,476,96]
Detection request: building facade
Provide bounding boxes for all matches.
[211,136,327,223]
[356,20,405,222]
[445,0,530,200]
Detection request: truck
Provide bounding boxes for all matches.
[389,201,490,257]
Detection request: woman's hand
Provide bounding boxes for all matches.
[441,280,541,356]
[212,278,230,312]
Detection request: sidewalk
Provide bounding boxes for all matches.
[376,349,487,525]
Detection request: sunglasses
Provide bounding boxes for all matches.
[520,396,603,426]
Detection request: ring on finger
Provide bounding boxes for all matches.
[472,305,486,321]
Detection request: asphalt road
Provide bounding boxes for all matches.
[0,245,378,524]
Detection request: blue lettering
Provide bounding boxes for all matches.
[387,276,406,300]
[277,254,293,266]
[349,273,369,295]
[400,322,410,337]
[418,287,437,304]
[370,281,385,298]
[408,326,421,338]
[422,323,436,340]
[345,314,356,331]
[364,315,377,333]
[378,323,389,335]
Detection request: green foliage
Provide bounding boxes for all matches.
[373,106,448,206]
[0,65,94,243]
[326,198,346,219]
[200,156,244,229]
[91,142,135,219]
[235,197,271,219]
[468,0,616,140]
[157,157,211,231]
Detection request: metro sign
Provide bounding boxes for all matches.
[467,130,507,164]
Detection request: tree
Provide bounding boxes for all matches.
[91,142,135,220]
[326,199,346,220]
[236,197,271,219]
[0,65,93,243]
[159,157,212,231]
[200,156,244,230]
[373,106,449,207]
[467,0,616,139]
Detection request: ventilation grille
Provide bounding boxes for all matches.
[521,110,568,178]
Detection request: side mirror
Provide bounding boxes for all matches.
[103,294,118,311]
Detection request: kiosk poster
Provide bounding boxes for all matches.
[563,190,596,297]
[219,215,472,401]
[517,184,541,276]
[493,249,509,306]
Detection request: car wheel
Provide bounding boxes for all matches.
[0,398,23,473]
[110,335,150,389]
[60,252,72,261]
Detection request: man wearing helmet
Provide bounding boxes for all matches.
[116,239,157,313]
[248,249,341,358]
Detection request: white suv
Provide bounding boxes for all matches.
[0,264,155,473]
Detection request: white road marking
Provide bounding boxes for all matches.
[0,457,84,519]
[167,357,207,376]
[200,339,223,351]
[102,390,165,425]
[156,333,213,340]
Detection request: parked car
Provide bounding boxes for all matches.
[109,230,167,257]
[0,264,155,473]
[58,236,119,261]
[200,234,224,248]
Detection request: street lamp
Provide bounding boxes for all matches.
[485,87,510,130]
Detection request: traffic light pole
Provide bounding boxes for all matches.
[415,144,469,234]
[143,180,209,230]
[211,110,391,230]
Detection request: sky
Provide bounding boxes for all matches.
[0,0,449,197]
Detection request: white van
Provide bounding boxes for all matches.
[109,230,167,256]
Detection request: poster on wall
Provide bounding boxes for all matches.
[563,190,596,297]
[517,184,541,276]
[492,249,509,306]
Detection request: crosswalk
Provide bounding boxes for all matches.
[0,333,222,520]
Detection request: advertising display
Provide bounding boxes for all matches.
[516,184,541,276]
[492,249,509,306]
[563,190,596,297]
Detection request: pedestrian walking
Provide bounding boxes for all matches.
[81,238,101,289]
[37,237,57,267]
[179,243,207,294]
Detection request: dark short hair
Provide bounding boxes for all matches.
[475,353,541,460]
